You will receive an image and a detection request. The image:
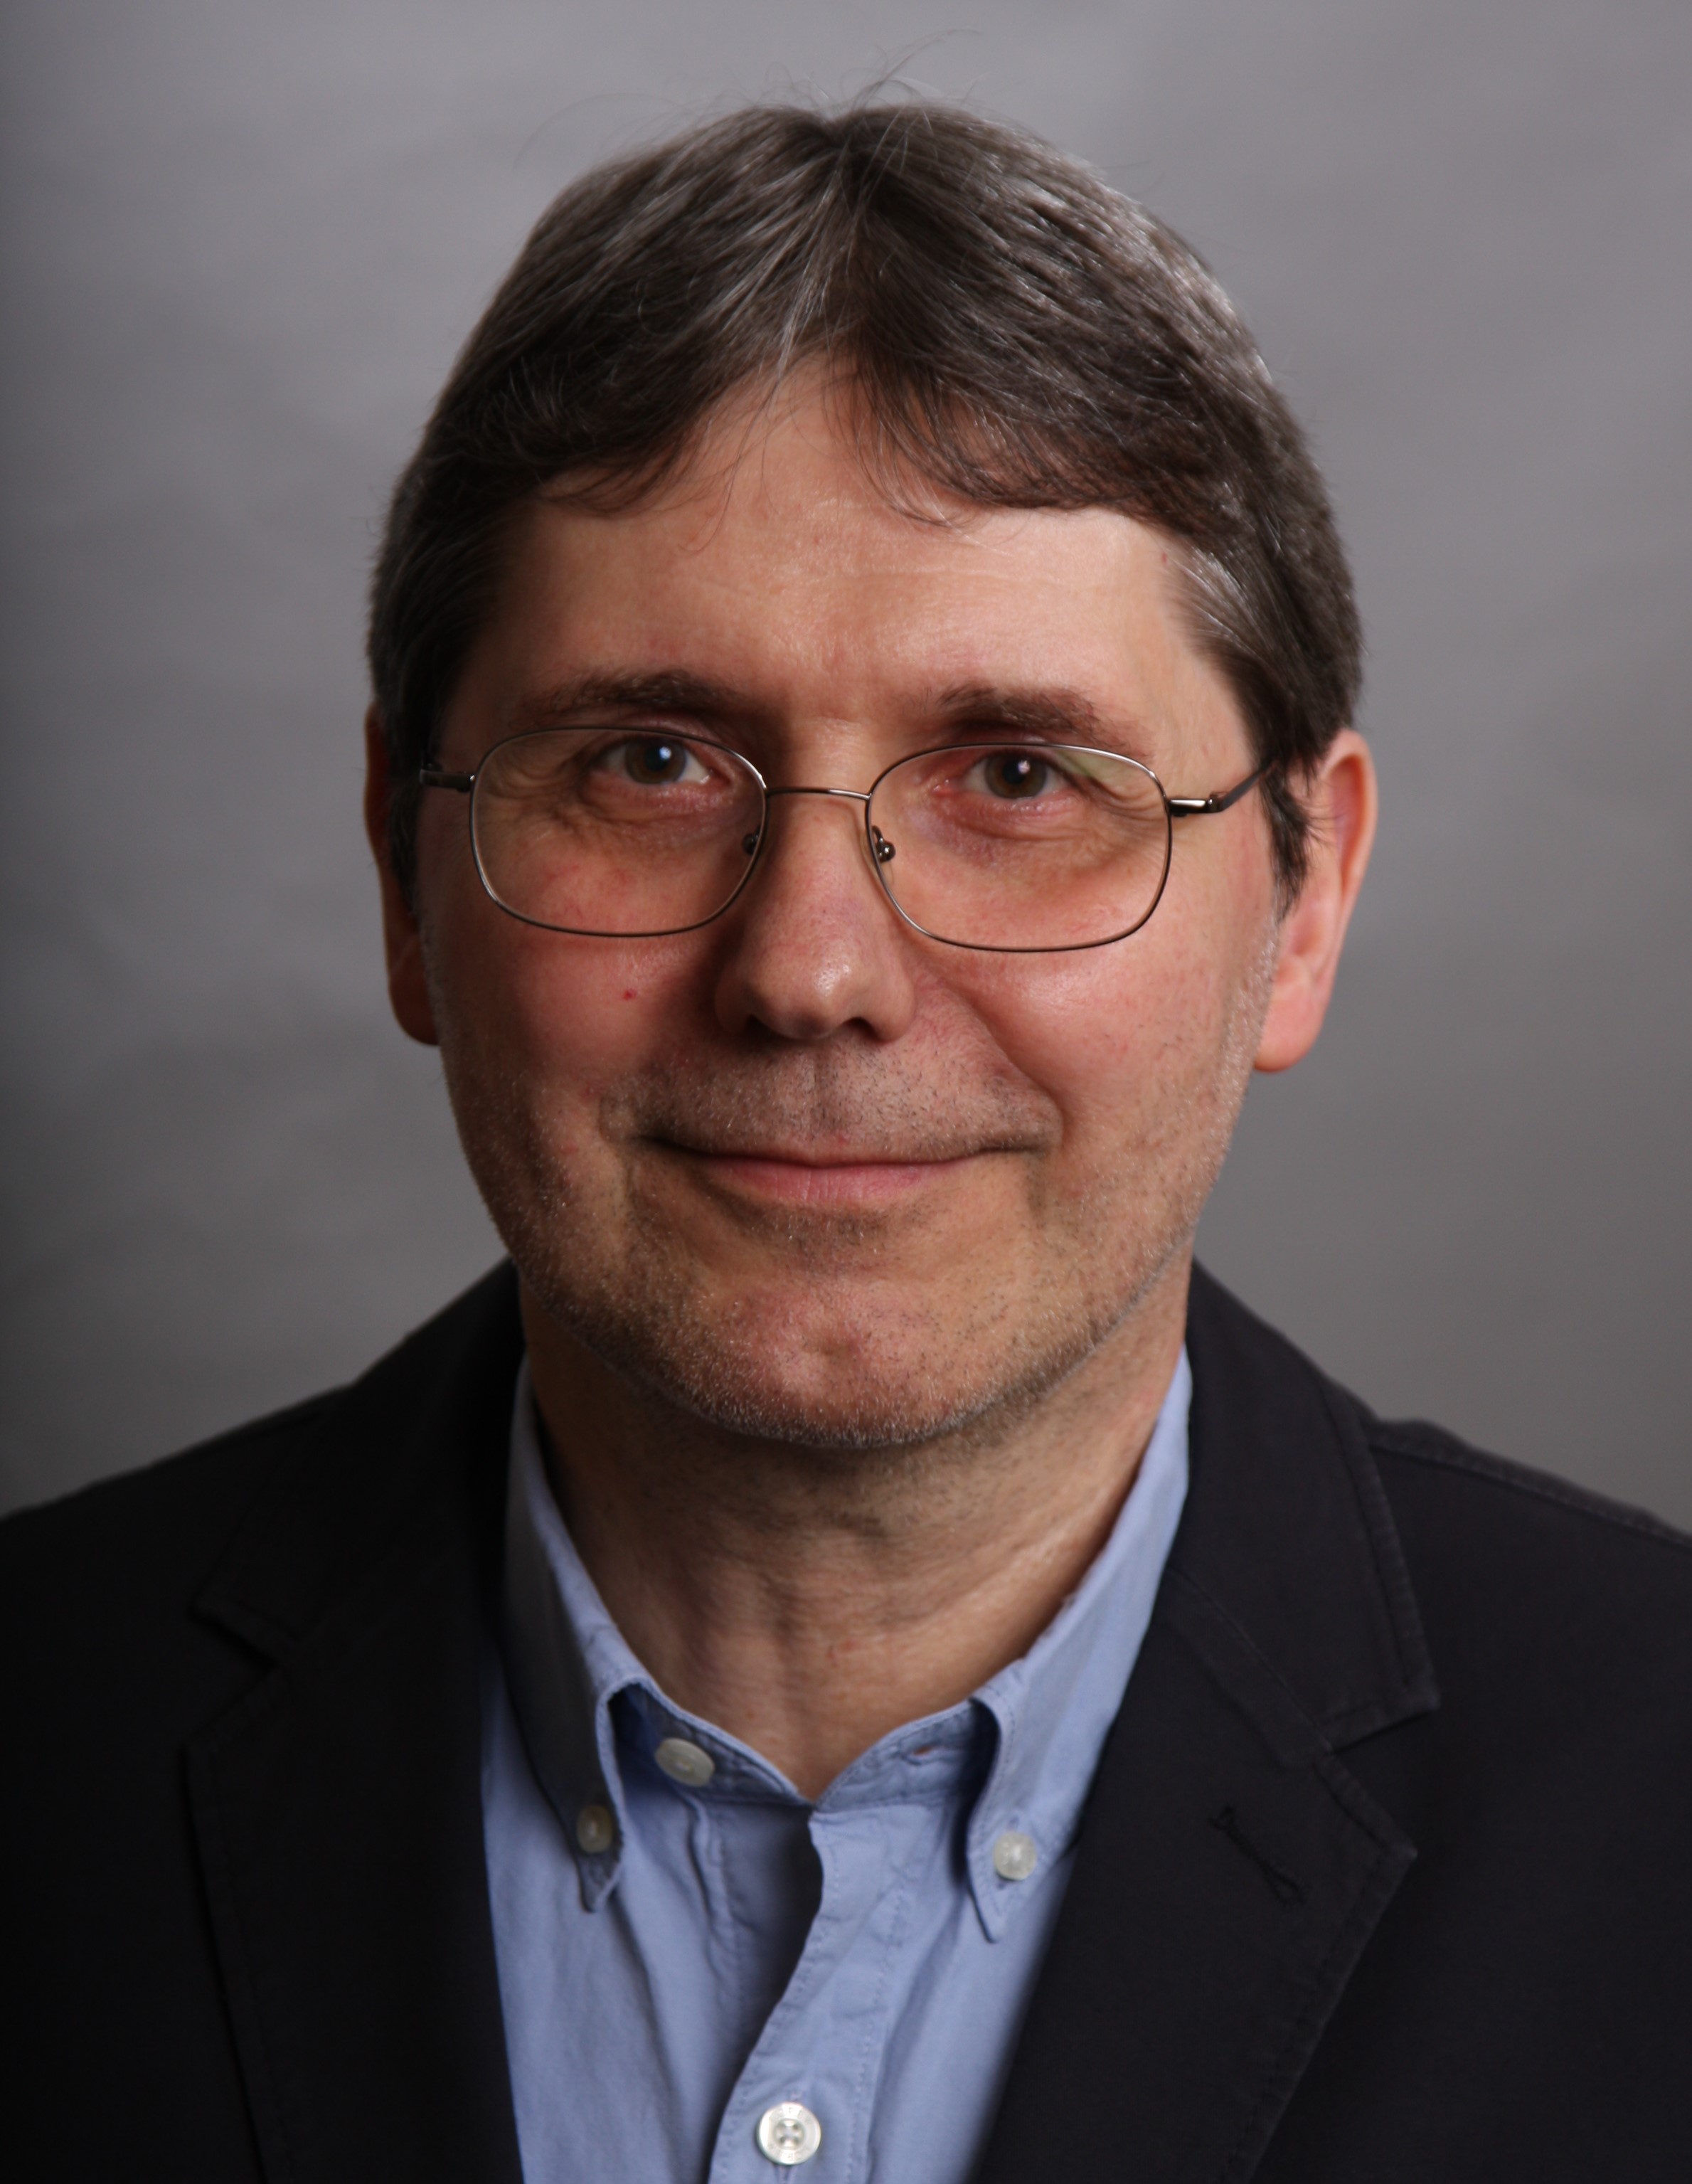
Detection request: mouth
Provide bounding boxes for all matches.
[647,1141,996,1209]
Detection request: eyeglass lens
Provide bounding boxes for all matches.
[467,728,1173,949]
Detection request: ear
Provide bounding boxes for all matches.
[1253,728,1377,1074]
[363,706,440,1047]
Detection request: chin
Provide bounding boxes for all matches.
[527,1253,1125,1456]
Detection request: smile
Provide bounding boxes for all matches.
[654,1145,990,1209]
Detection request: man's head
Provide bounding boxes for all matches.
[365,102,1375,1454]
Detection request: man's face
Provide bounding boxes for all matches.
[396,385,1292,1448]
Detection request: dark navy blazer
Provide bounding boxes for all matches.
[5,1263,1690,2180]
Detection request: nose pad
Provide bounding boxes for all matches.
[871,825,897,865]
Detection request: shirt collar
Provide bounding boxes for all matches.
[499,1351,1189,1932]
[959,1347,1189,1934]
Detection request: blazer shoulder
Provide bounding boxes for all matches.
[1367,1411,1692,1567]
[1186,1268,1692,1728]
[0,1262,521,1661]
[0,1389,345,1644]
[1189,1265,1691,1586]
[1,1266,521,1625]
[1361,1412,1692,1723]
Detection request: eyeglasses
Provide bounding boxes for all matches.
[419,729,1267,954]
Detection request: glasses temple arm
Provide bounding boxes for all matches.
[418,768,474,793]
[1166,760,1270,820]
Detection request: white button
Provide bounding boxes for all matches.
[654,1735,716,1787]
[757,2101,822,2165]
[993,1829,1039,1881]
[575,1802,614,1855]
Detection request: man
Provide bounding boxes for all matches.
[4,101,1688,2183]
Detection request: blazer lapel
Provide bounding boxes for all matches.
[186,1268,526,2184]
[979,1269,1440,2184]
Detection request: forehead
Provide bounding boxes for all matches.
[454,381,1240,759]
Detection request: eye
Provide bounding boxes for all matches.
[974,749,1055,800]
[606,736,711,786]
[576,738,720,790]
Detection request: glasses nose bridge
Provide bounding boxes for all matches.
[762,783,872,806]
[755,781,875,847]
[745,779,890,899]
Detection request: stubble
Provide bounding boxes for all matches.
[435,923,1277,1463]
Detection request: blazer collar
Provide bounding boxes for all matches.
[980,1265,1440,2183]
[195,1262,522,1663]
[189,1264,525,2184]
[1174,1263,1437,1747]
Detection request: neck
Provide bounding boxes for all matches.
[521,1258,1190,1801]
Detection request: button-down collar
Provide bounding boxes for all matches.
[500,1347,1191,1936]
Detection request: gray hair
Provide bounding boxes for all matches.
[369,101,1361,895]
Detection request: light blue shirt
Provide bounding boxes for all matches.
[484,1351,1190,2184]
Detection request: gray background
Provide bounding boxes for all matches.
[2,0,1688,1523]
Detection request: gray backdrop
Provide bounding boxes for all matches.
[3,0,1688,1524]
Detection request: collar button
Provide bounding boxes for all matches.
[992,1828,1039,1882]
[575,1801,614,1855]
[654,1735,716,1787]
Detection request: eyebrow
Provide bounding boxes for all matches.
[930,683,1105,741]
[510,670,1144,759]
[514,671,761,730]
[928,682,1159,767]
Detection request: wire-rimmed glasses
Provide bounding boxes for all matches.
[419,728,1267,954]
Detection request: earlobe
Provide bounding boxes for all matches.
[363,706,440,1048]
[1252,730,1377,1075]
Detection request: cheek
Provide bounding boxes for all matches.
[1022,971,1142,1107]
[425,891,713,1118]
[955,914,1244,1150]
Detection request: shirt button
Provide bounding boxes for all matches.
[993,1828,1039,1882]
[654,1735,716,1787]
[756,2101,823,2165]
[575,1802,614,1855]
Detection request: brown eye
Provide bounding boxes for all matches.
[620,737,691,785]
[983,751,1050,799]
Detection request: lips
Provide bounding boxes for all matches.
[653,1143,989,1209]
[654,1138,986,1167]
[600,1048,1063,1177]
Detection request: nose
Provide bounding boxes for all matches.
[711,787,918,1044]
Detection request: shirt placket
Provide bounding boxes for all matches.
[707,1790,944,2184]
